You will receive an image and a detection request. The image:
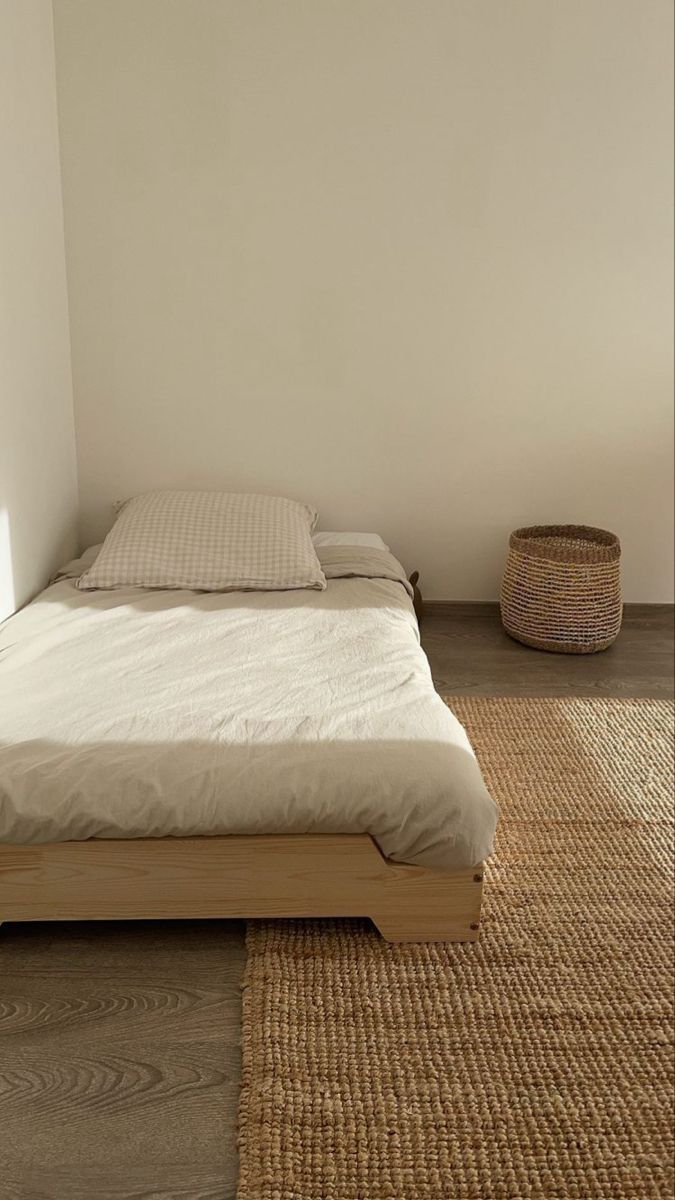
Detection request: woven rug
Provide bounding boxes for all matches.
[238,698,674,1200]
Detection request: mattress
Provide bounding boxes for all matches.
[0,544,498,871]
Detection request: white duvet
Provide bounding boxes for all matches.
[0,545,497,871]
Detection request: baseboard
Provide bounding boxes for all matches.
[423,600,674,620]
[423,601,499,618]
[621,603,675,617]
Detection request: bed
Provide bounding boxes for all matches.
[0,535,497,942]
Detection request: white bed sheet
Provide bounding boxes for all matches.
[0,546,497,871]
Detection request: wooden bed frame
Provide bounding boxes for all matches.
[0,833,484,943]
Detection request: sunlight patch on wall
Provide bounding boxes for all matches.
[0,507,15,622]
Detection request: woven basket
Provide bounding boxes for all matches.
[500,525,622,654]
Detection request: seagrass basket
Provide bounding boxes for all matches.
[500,525,622,654]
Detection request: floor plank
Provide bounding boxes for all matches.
[0,1165,233,1200]
[0,921,245,1200]
[421,604,674,697]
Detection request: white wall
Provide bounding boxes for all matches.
[53,0,673,600]
[0,0,78,621]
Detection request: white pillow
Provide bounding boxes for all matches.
[77,490,326,592]
[312,531,389,552]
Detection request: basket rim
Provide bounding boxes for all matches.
[508,524,621,564]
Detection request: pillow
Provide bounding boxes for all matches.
[312,531,389,552]
[51,543,102,584]
[76,490,326,592]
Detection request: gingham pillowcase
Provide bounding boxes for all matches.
[76,491,327,592]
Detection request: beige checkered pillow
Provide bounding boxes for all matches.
[77,491,326,592]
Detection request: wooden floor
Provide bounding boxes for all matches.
[1,920,246,1200]
[424,602,674,698]
[1,606,672,1200]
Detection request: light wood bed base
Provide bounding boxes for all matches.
[0,833,483,943]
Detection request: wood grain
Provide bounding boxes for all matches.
[0,1164,234,1200]
[0,834,483,943]
[0,920,244,1200]
[422,602,674,698]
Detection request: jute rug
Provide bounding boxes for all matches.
[238,698,674,1200]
